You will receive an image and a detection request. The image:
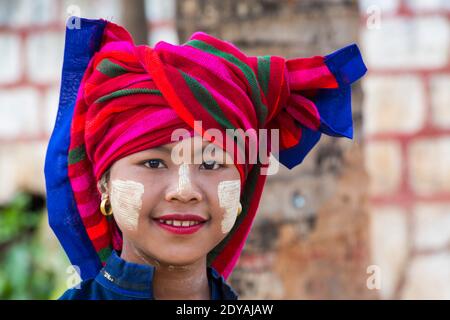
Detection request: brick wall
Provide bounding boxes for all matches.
[0,0,64,203]
[361,0,450,299]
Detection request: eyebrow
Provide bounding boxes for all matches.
[153,145,172,153]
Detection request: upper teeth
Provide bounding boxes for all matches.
[159,220,202,227]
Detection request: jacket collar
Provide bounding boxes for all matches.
[95,250,238,299]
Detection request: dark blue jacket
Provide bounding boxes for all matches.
[59,250,238,300]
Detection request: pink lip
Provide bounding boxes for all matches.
[153,213,208,235]
[154,213,207,222]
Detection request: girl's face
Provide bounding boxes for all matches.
[104,135,241,267]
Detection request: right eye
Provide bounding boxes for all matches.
[143,159,167,169]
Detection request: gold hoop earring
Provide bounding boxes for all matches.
[100,195,113,216]
[237,202,242,216]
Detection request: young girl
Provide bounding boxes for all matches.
[45,17,366,300]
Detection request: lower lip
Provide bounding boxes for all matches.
[154,220,207,235]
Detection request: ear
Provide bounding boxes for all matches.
[97,170,110,195]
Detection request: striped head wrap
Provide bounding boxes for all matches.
[45,18,367,280]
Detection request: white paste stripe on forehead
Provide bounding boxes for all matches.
[177,163,192,195]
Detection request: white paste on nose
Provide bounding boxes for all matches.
[110,179,144,231]
[177,163,192,196]
[218,179,241,234]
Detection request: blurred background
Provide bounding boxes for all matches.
[0,0,449,299]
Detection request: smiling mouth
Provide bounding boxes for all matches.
[155,219,205,227]
[152,218,208,235]
[151,213,209,234]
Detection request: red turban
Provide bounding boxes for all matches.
[46,18,367,280]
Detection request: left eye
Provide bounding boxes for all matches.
[143,159,166,169]
[200,160,221,170]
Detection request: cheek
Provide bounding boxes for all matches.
[110,179,144,231]
[217,179,241,234]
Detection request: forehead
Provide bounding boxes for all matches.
[165,135,211,149]
[139,135,232,162]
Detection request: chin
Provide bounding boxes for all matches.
[146,248,206,267]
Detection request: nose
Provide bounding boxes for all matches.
[165,163,203,203]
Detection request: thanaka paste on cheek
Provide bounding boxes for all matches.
[110,179,144,231]
[218,179,241,234]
